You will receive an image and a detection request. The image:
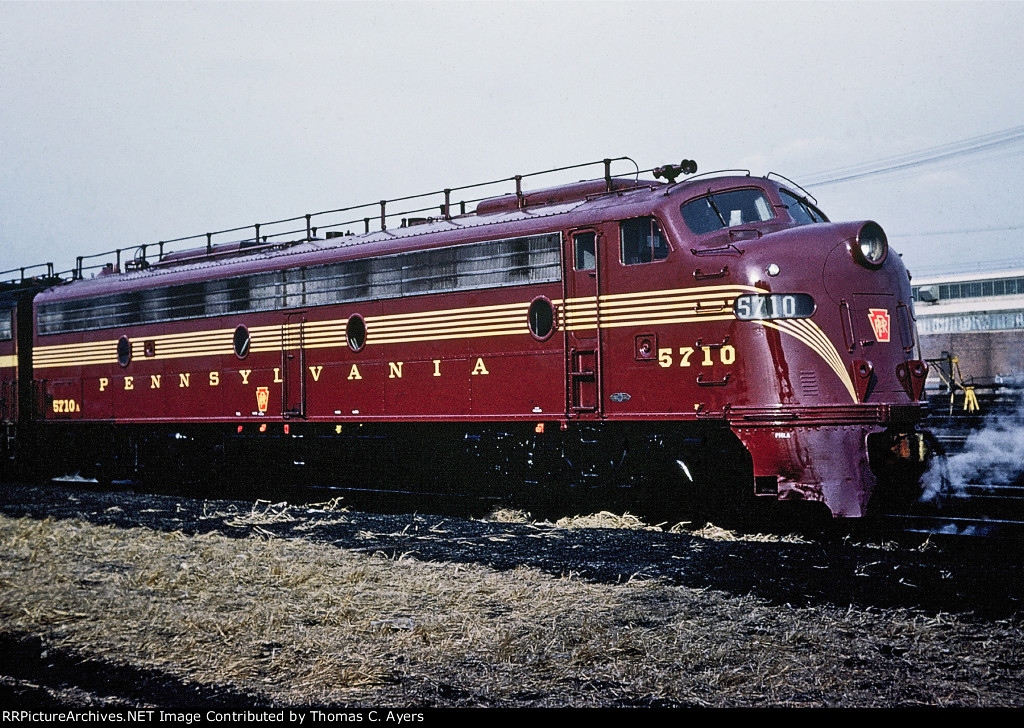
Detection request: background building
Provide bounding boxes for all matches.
[912,268,1024,387]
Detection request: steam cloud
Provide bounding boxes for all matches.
[921,393,1024,501]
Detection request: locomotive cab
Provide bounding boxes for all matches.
[647,176,930,517]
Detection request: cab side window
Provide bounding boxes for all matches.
[621,217,668,265]
[574,232,596,271]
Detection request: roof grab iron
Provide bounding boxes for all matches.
[767,172,818,206]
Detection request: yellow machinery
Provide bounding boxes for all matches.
[927,353,980,414]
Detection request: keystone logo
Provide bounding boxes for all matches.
[256,386,270,413]
[868,309,891,342]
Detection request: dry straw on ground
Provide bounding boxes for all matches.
[494,506,809,544]
[484,508,532,524]
[1,512,1022,707]
[553,511,664,531]
[687,522,812,543]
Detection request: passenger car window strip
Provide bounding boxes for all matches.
[37,233,562,334]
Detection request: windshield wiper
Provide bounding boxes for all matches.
[704,193,726,227]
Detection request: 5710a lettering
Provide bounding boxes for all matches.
[657,345,736,368]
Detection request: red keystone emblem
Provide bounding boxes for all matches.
[868,309,891,342]
[256,386,270,413]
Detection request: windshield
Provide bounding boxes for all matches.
[780,190,829,224]
[681,188,774,235]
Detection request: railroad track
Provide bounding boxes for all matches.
[36,396,1024,542]
[878,478,1024,540]
[879,513,1024,540]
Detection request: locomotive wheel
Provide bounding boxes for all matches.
[616,453,686,526]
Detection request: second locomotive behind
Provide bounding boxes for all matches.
[6,157,931,519]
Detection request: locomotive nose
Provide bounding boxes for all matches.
[822,220,890,273]
[821,221,902,307]
[820,218,923,395]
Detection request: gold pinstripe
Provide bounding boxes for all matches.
[760,319,858,402]
[369,312,527,332]
[32,284,860,404]
[560,285,759,333]
[365,301,528,322]
[361,328,530,346]
[0,354,17,368]
[599,285,755,302]
[604,314,739,329]
[370,327,527,345]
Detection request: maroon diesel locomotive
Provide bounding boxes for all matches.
[4,157,931,519]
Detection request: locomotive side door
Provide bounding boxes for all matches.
[562,228,604,418]
[282,312,306,418]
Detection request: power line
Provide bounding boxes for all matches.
[799,125,1024,187]
[889,223,1024,238]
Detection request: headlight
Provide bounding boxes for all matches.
[853,221,888,268]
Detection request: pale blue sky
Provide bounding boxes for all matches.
[2,1,1023,276]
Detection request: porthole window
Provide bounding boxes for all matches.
[117,336,132,368]
[528,297,555,340]
[346,314,366,352]
[233,325,251,359]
